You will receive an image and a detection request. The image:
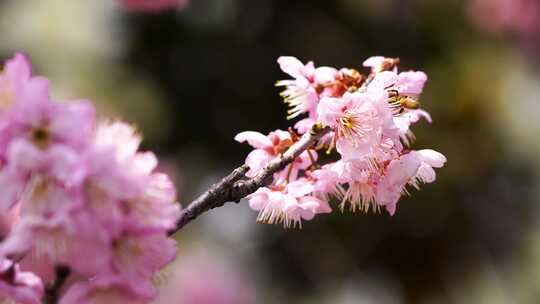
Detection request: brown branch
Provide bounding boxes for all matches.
[43,265,71,304]
[170,124,332,234]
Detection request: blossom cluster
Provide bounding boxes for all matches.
[238,56,446,228]
[0,54,181,303]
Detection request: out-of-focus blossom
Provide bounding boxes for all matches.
[59,275,152,304]
[0,53,181,303]
[0,257,43,304]
[469,0,540,37]
[153,251,255,304]
[119,0,189,12]
[109,233,177,294]
[0,204,20,239]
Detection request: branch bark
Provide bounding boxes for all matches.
[170,124,332,234]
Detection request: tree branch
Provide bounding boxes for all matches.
[43,265,71,304]
[170,124,332,233]
[169,63,384,234]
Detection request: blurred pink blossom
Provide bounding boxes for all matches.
[0,53,181,303]
[0,257,43,304]
[469,0,540,37]
[153,251,255,304]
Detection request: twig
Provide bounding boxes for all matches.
[170,124,332,233]
[43,265,71,304]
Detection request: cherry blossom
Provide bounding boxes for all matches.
[0,53,181,303]
[0,257,43,304]
[241,55,446,224]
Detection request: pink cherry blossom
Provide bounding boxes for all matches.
[0,257,43,304]
[317,91,396,161]
[311,166,339,193]
[369,70,427,97]
[0,53,181,302]
[235,130,312,183]
[293,117,316,134]
[0,202,20,240]
[108,233,177,293]
[0,53,33,117]
[59,275,152,304]
[247,180,331,228]
[412,149,447,185]
[0,212,112,277]
[362,56,400,73]
[240,55,445,224]
[375,149,446,215]
[330,160,379,212]
[363,56,386,72]
[122,173,181,233]
[376,152,422,215]
[153,251,255,304]
[395,71,428,97]
[0,77,94,211]
[276,57,319,119]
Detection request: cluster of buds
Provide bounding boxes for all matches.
[0,54,181,303]
[238,56,446,228]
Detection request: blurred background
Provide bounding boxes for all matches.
[1,0,539,303]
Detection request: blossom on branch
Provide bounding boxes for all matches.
[0,50,447,302]
[240,55,446,226]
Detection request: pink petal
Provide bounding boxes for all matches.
[286,180,315,197]
[294,118,316,134]
[367,71,398,92]
[417,149,446,168]
[277,56,306,79]
[317,97,345,127]
[247,188,271,211]
[245,149,273,178]
[396,71,428,96]
[416,163,436,183]
[362,56,386,69]
[234,131,272,149]
[385,202,397,216]
[50,100,96,148]
[313,67,338,84]
[4,53,32,82]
